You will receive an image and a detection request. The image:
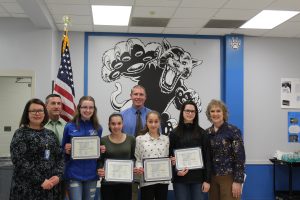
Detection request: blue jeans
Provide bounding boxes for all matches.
[68,180,97,200]
[173,183,204,200]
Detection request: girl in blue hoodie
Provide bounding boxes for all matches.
[62,96,103,200]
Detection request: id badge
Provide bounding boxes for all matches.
[44,149,50,160]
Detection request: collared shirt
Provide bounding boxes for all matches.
[207,122,245,183]
[121,106,151,136]
[45,118,66,145]
[135,132,170,187]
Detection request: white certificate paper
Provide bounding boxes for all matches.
[174,147,203,170]
[144,157,172,182]
[71,136,100,159]
[105,159,133,182]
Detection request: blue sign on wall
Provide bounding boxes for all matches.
[288,112,300,143]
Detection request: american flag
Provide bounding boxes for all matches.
[54,32,76,122]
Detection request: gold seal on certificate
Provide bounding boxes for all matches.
[143,157,172,182]
[174,147,203,170]
[105,159,134,182]
[71,136,100,160]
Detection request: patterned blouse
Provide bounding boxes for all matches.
[207,122,245,183]
[135,132,170,187]
[10,127,64,200]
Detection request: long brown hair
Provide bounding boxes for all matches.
[72,96,101,130]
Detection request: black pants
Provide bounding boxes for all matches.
[140,184,169,200]
[101,183,132,200]
[58,180,66,200]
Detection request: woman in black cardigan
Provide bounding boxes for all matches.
[169,100,211,200]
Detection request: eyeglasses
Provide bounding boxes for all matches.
[28,110,45,114]
[184,109,196,114]
[80,106,95,110]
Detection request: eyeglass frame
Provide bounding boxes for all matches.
[28,110,45,114]
[183,109,196,114]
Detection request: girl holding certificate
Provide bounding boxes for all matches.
[169,100,212,200]
[97,113,136,200]
[62,96,103,200]
[205,99,245,200]
[135,111,170,200]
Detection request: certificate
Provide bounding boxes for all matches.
[71,136,100,159]
[105,159,133,182]
[174,147,203,170]
[143,157,172,182]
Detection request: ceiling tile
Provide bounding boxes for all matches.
[289,14,300,22]
[262,21,300,37]
[0,0,17,2]
[11,13,27,18]
[45,0,90,4]
[224,0,274,9]
[233,28,269,36]
[52,14,92,24]
[267,0,300,10]
[93,25,129,32]
[173,8,217,18]
[2,2,24,13]
[135,0,180,7]
[132,6,176,18]
[129,26,164,33]
[0,12,9,17]
[0,5,6,12]
[164,27,200,34]
[167,18,208,28]
[90,0,133,6]
[47,4,91,15]
[1,0,300,38]
[180,0,228,8]
[213,9,259,20]
[197,28,235,35]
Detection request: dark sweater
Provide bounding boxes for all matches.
[97,134,136,185]
[169,123,211,184]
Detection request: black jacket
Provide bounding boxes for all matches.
[169,123,212,183]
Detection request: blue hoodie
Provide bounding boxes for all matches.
[62,120,102,181]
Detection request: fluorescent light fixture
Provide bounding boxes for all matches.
[240,10,299,29]
[92,5,132,26]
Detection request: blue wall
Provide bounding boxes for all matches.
[243,164,300,200]
[223,35,300,200]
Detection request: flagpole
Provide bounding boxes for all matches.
[53,15,76,122]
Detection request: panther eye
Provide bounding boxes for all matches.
[182,61,187,65]
[168,53,174,58]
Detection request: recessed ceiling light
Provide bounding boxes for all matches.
[92,5,132,26]
[240,10,299,29]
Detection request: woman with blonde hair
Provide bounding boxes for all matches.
[206,99,245,200]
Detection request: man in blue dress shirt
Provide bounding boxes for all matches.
[121,85,151,137]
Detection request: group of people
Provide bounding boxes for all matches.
[9,85,246,200]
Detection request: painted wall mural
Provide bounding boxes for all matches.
[86,35,220,135]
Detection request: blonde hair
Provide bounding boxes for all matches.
[205,99,228,122]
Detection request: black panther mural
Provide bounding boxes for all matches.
[101,38,203,134]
